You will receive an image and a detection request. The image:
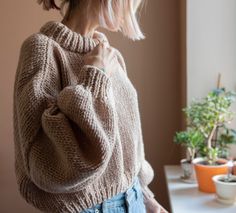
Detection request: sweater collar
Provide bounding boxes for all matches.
[39,20,109,53]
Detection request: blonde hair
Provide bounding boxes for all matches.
[37,0,146,41]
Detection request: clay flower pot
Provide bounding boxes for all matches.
[193,157,228,193]
[213,174,236,204]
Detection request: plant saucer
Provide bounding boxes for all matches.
[180,175,196,184]
[215,194,236,205]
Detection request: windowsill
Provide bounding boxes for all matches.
[164,165,236,213]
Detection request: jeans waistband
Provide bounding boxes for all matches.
[106,176,140,201]
[86,176,140,211]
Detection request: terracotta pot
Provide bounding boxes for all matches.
[193,157,228,193]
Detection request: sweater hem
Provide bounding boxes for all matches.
[18,172,136,213]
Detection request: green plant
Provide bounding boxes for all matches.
[215,126,236,158]
[174,128,204,162]
[175,87,236,165]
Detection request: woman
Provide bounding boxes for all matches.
[13,0,168,212]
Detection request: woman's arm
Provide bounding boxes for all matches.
[138,159,155,200]
[14,35,118,193]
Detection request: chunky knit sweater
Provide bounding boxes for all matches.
[13,20,155,213]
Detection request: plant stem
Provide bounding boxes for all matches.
[187,147,191,161]
[187,147,195,163]
[214,125,219,147]
[191,149,195,162]
[208,124,217,149]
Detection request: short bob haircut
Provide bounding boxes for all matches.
[37,0,146,41]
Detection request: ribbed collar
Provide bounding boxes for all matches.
[39,20,109,53]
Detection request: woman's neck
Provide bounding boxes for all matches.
[61,5,99,38]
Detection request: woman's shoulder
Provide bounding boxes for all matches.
[18,32,61,73]
[112,47,127,75]
[16,32,60,80]
[21,32,46,48]
[20,32,57,55]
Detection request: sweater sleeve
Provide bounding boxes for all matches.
[138,159,155,202]
[137,132,155,201]
[136,99,155,201]
[14,36,118,194]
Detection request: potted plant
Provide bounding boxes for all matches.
[185,87,236,193]
[212,160,236,204]
[175,87,236,188]
[174,128,204,183]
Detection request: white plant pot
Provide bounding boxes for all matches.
[180,158,196,183]
[212,174,236,204]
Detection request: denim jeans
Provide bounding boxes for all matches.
[80,176,146,213]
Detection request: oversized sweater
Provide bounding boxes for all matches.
[13,20,155,213]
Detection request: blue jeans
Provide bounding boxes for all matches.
[80,176,146,213]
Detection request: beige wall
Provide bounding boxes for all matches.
[0,0,182,212]
[187,0,236,156]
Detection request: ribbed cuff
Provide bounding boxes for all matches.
[78,65,111,99]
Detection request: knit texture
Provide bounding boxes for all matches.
[13,20,155,213]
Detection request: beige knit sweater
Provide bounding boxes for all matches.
[13,20,155,213]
